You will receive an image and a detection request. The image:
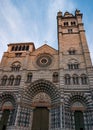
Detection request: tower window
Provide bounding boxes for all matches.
[11,45,30,52]
[81,74,88,85]
[68,63,79,70]
[15,46,18,51]
[68,29,72,33]
[11,46,15,51]
[72,74,79,85]
[64,22,68,26]
[65,74,71,85]
[26,46,29,51]
[22,46,25,51]
[68,50,76,55]
[68,48,76,55]
[71,21,76,26]
[53,72,59,83]
[18,46,22,51]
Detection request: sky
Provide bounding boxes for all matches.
[0,0,93,64]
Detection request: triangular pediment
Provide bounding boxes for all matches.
[31,44,58,55]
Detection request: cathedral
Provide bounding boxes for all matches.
[0,10,93,130]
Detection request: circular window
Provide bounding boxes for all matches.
[40,58,48,64]
[36,54,52,67]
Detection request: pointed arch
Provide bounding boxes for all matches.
[64,92,93,109]
[0,92,17,109]
[22,79,60,105]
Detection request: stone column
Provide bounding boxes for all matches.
[14,105,20,126]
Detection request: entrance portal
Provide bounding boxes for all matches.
[32,107,49,130]
[0,109,10,130]
[74,111,85,130]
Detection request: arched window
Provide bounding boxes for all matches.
[68,63,79,69]
[16,65,21,71]
[1,100,14,128]
[11,65,16,71]
[15,46,18,51]
[53,72,59,83]
[8,75,14,86]
[72,74,79,85]
[11,62,21,71]
[1,75,8,86]
[18,46,22,51]
[81,74,88,85]
[68,47,76,55]
[68,59,79,70]
[26,46,29,51]
[11,46,15,51]
[68,29,73,33]
[71,21,76,26]
[64,22,68,26]
[15,75,21,85]
[22,45,25,51]
[27,73,32,83]
[65,74,71,85]
[68,50,75,55]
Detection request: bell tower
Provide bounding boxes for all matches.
[57,10,93,130]
[57,9,92,69]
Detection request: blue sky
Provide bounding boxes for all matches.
[0,0,93,63]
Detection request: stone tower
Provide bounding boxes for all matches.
[0,10,93,130]
[57,9,93,130]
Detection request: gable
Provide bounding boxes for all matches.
[31,44,58,55]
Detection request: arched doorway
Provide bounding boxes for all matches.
[64,93,91,130]
[23,79,60,130]
[74,111,84,130]
[32,107,49,130]
[71,101,85,130]
[0,101,14,130]
[0,93,16,130]
[31,92,51,130]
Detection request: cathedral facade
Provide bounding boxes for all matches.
[0,10,93,130]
